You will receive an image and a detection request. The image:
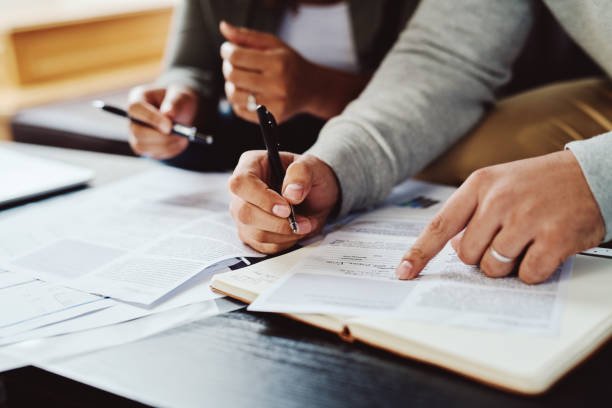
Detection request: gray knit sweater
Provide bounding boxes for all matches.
[306,0,612,241]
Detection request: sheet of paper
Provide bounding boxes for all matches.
[0,268,34,289]
[0,167,264,304]
[250,214,573,335]
[38,304,247,408]
[0,352,26,373]
[3,298,242,364]
[0,260,234,347]
[0,298,114,340]
[0,280,111,337]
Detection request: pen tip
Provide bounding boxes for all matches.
[91,100,105,109]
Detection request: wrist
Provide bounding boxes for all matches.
[303,154,342,219]
[303,65,370,120]
[300,63,327,117]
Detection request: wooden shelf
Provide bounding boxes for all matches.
[0,0,177,139]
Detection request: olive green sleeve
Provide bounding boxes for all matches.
[156,0,221,100]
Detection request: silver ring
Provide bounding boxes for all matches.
[247,93,258,112]
[489,247,514,263]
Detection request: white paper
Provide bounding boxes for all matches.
[0,280,110,336]
[0,268,34,289]
[1,167,264,304]
[0,298,115,340]
[38,302,247,408]
[0,352,26,372]
[3,298,242,364]
[250,213,573,335]
[0,260,234,346]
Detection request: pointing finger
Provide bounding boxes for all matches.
[397,180,479,279]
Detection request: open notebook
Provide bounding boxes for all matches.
[212,243,612,395]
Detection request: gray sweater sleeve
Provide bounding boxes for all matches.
[306,0,536,218]
[550,0,612,242]
[566,133,612,242]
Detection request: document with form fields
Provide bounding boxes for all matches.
[0,166,263,305]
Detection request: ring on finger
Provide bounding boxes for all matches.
[247,93,258,112]
[489,246,515,263]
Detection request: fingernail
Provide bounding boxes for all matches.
[284,184,303,201]
[220,42,234,57]
[161,121,172,134]
[272,205,290,218]
[297,219,311,234]
[396,260,413,279]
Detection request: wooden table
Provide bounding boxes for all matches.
[0,143,611,407]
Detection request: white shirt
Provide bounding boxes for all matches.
[277,2,360,73]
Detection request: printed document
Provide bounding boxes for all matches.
[250,213,573,335]
[0,167,263,305]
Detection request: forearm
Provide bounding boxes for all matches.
[304,66,371,120]
[566,132,612,242]
[307,0,535,218]
[156,67,217,100]
[156,0,221,99]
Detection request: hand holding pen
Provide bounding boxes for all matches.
[228,105,340,254]
[97,85,213,160]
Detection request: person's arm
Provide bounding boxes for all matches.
[228,0,537,254]
[126,0,219,163]
[306,0,536,218]
[388,1,612,284]
[218,21,371,124]
[566,133,612,242]
[155,0,220,100]
[544,2,612,243]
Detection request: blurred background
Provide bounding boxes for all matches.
[0,0,177,144]
[0,0,603,155]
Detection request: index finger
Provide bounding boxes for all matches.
[127,102,173,135]
[128,86,166,107]
[220,42,267,71]
[396,182,479,279]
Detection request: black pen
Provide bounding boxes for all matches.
[256,105,299,233]
[92,100,213,145]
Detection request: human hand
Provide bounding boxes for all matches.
[127,84,198,159]
[219,21,321,124]
[396,151,605,284]
[229,151,340,254]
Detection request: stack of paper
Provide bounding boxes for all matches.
[0,166,262,363]
[1,167,265,305]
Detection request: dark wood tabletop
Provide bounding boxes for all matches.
[1,306,612,408]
